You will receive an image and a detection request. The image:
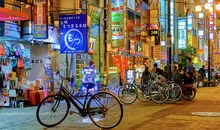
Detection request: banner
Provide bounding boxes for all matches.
[121,57,128,84]
[111,0,124,48]
[149,9,158,30]
[33,0,48,39]
[113,56,122,73]
[89,37,96,54]
[130,40,135,55]
[59,14,88,53]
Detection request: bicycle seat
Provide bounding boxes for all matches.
[82,83,96,89]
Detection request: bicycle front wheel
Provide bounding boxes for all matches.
[87,91,123,129]
[118,84,138,104]
[168,83,182,102]
[36,94,70,127]
[137,85,150,102]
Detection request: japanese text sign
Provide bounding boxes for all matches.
[130,40,135,55]
[33,0,48,39]
[59,14,88,53]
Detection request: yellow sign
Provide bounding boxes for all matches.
[150,10,158,24]
[149,30,158,36]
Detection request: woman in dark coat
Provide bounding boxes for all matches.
[0,67,5,90]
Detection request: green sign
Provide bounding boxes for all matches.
[112,11,124,26]
[111,0,124,48]
[217,19,220,30]
[108,67,119,74]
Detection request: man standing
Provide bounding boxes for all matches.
[186,57,194,76]
[198,65,206,78]
[198,65,206,87]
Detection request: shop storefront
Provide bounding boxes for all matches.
[106,0,149,83]
[0,0,32,107]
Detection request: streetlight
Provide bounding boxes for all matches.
[195,3,216,86]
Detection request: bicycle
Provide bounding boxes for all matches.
[118,76,169,104]
[107,78,120,95]
[156,75,182,102]
[36,71,123,129]
[179,80,197,101]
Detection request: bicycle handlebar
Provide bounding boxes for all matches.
[56,70,75,81]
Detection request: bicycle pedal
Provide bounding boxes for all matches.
[69,110,80,115]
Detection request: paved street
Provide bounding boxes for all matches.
[1,86,220,130]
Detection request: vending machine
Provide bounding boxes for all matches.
[126,69,135,84]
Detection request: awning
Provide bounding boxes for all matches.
[0,7,30,21]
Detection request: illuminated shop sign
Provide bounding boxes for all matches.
[178,20,186,49]
[149,29,158,36]
[198,30,204,37]
[199,13,204,18]
[130,40,135,54]
[150,10,158,30]
[111,0,124,48]
[33,0,48,39]
[59,14,88,53]
[89,37,96,54]
[188,14,192,30]
[127,0,135,11]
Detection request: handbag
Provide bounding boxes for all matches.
[17,58,24,68]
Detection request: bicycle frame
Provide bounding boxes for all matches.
[58,83,90,117]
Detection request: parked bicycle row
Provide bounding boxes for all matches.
[34,58,219,129]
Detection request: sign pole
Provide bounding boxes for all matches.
[167,0,172,80]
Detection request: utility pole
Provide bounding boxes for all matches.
[167,0,172,80]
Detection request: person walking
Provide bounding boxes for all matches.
[185,57,194,78]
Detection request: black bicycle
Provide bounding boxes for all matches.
[36,71,123,129]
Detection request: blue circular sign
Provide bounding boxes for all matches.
[64,29,83,51]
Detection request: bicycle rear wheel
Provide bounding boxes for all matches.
[118,84,138,104]
[149,82,169,104]
[87,91,123,129]
[36,94,70,127]
[182,87,196,101]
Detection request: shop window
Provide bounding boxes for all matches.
[135,14,141,41]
